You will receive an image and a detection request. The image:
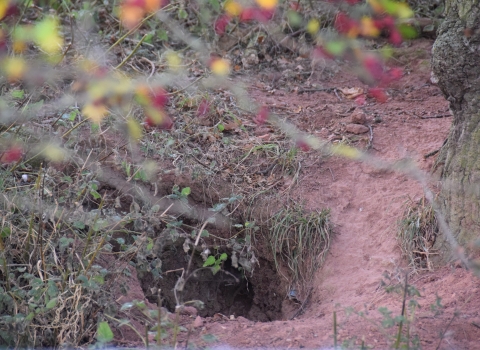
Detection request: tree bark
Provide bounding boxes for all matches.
[431,0,480,259]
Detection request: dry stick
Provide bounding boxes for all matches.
[105,11,160,54]
[54,15,74,68]
[115,34,147,70]
[145,323,149,349]
[333,311,338,349]
[419,114,453,119]
[172,308,180,348]
[105,314,146,344]
[157,290,162,346]
[39,162,47,279]
[435,312,457,350]
[61,117,90,139]
[394,272,409,349]
[423,148,440,159]
[367,124,374,149]
[172,219,210,321]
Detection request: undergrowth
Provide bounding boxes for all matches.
[398,196,438,273]
[268,204,332,301]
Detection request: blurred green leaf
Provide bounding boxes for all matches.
[97,321,114,343]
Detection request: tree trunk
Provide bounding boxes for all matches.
[431,0,480,260]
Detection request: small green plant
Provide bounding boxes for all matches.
[167,185,191,201]
[203,252,228,274]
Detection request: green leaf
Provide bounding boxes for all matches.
[202,333,218,343]
[217,123,225,132]
[97,321,114,343]
[144,32,154,44]
[73,221,85,229]
[92,275,105,285]
[398,24,418,39]
[178,8,188,19]
[45,297,57,310]
[219,253,228,262]
[203,256,216,267]
[34,17,63,54]
[325,40,346,56]
[146,237,154,251]
[181,187,191,196]
[157,29,168,41]
[212,264,221,274]
[11,90,24,99]
[287,10,302,27]
[1,227,11,238]
[90,189,101,199]
[208,0,220,12]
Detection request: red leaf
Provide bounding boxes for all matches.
[145,113,173,130]
[312,46,335,60]
[150,87,169,108]
[363,55,384,82]
[290,2,301,11]
[389,29,403,47]
[215,15,231,35]
[2,146,22,163]
[239,8,256,22]
[389,67,403,80]
[355,95,366,106]
[334,12,357,34]
[254,106,269,125]
[257,9,274,22]
[197,99,210,117]
[123,0,146,7]
[239,7,273,23]
[296,139,310,152]
[368,88,387,103]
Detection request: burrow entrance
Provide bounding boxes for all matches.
[137,232,285,322]
[136,204,332,321]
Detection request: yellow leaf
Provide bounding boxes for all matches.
[332,144,362,160]
[12,40,26,53]
[211,58,230,76]
[0,0,8,20]
[135,85,151,105]
[224,0,242,17]
[166,51,182,71]
[306,19,320,35]
[255,0,277,10]
[367,0,383,13]
[393,2,414,19]
[145,107,166,124]
[82,103,109,124]
[143,160,158,179]
[2,57,27,81]
[12,26,30,53]
[360,16,380,37]
[127,118,142,141]
[42,144,66,162]
[34,17,63,54]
